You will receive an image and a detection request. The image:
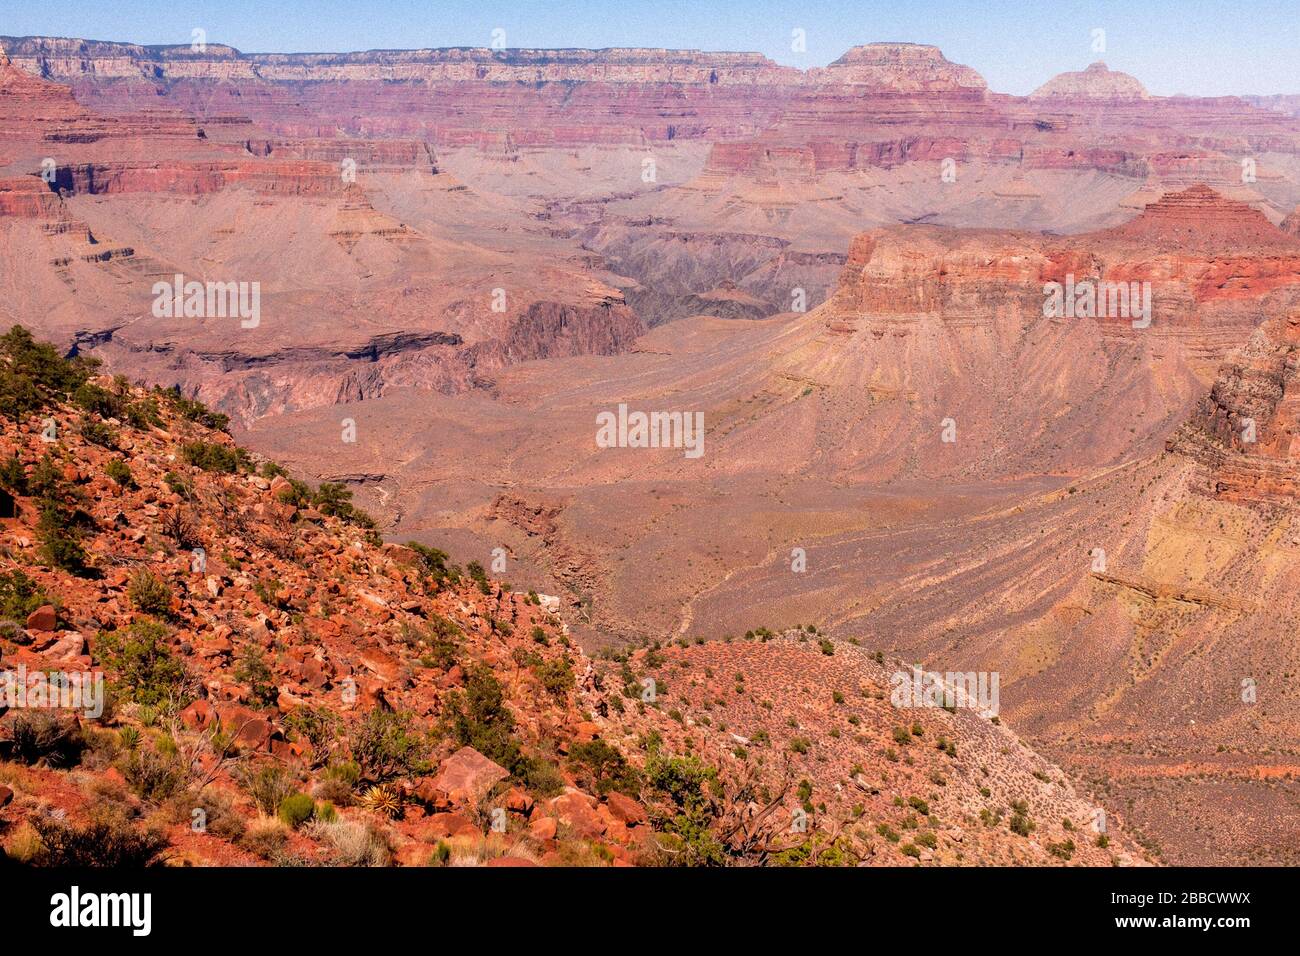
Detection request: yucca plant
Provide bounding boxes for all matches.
[358,783,402,818]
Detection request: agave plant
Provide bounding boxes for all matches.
[358,783,402,819]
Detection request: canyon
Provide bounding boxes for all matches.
[2,33,1300,866]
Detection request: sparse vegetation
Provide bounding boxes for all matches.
[30,812,169,867]
[235,645,279,708]
[349,709,432,783]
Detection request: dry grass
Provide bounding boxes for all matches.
[441,832,542,867]
[5,821,43,863]
[304,818,391,866]
[239,815,290,860]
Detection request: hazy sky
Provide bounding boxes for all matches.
[4,0,1298,96]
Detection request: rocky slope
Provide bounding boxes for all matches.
[0,328,1141,866]
[591,632,1144,865]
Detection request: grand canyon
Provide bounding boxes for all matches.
[1,15,1299,877]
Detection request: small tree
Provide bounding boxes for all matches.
[234,645,278,708]
[97,618,192,709]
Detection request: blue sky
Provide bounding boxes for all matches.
[3,0,1297,96]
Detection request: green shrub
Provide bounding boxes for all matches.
[234,645,278,708]
[181,441,243,474]
[0,366,43,419]
[514,757,565,797]
[313,760,362,805]
[296,481,377,536]
[79,417,117,449]
[37,505,88,574]
[163,471,194,499]
[275,477,312,508]
[568,739,641,797]
[1047,838,1075,860]
[1,326,93,390]
[278,793,316,829]
[441,666,558,795]
[0,454,27,494]
[466,561,491,595]
[6,711,83,766]
[128,569,172,615]
[167,392,229,431]
[349,710,431,782]
[73,382,122,418]
[237,764,296,816]
[532,656,574,702]
[119,745,186,802]
[0,326,98,422]
[283,707,340,766]
[406,542,461,588]
[0,569,50,625]
[414,616,460,670]
[105,458,133,488]
[643,754,726,866]
[124,396,163,430]
[312,482,355,518]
